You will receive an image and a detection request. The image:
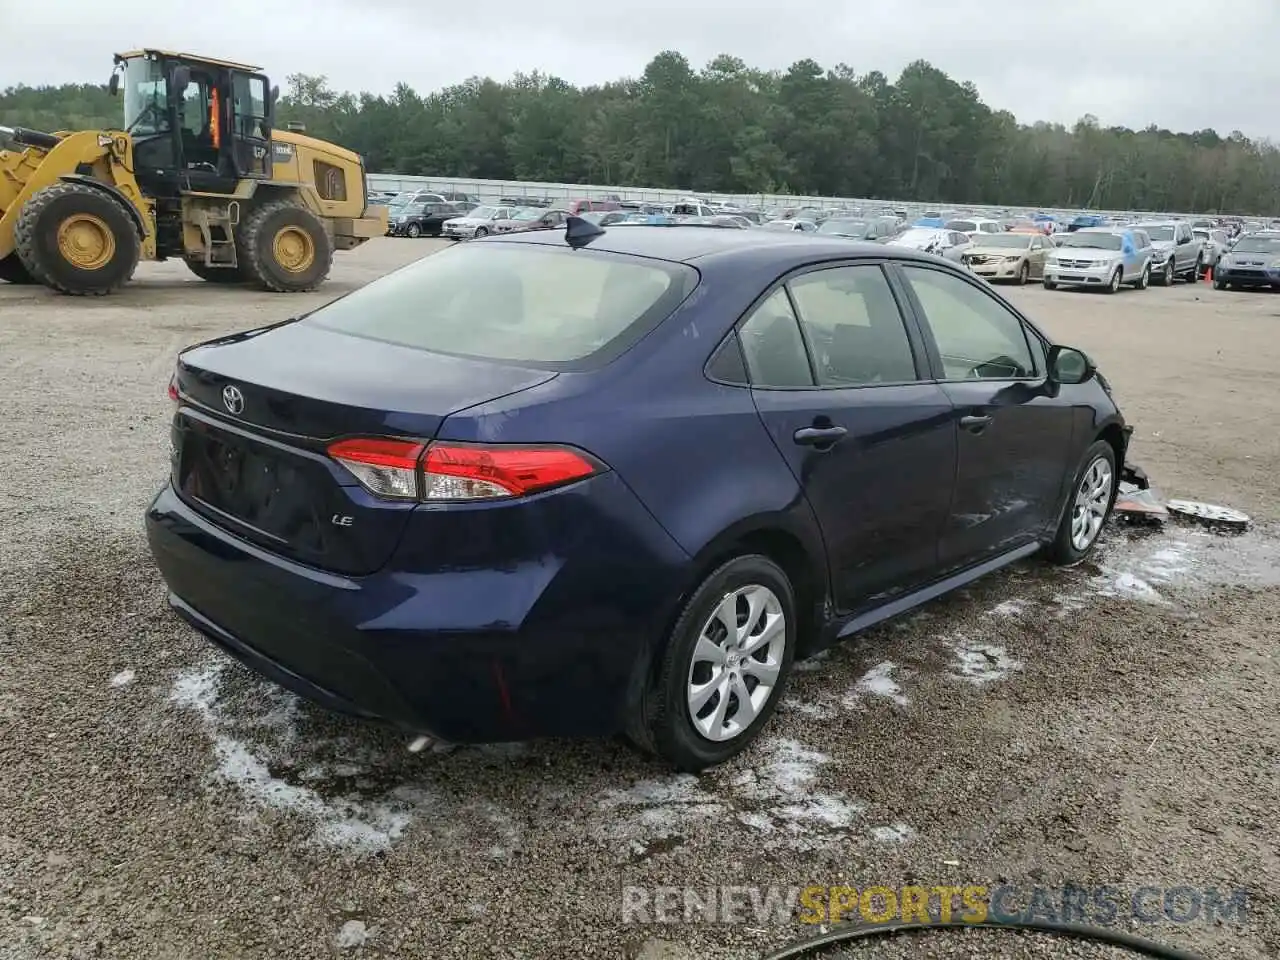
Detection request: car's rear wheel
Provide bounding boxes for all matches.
[1046,439,1117,565]
[628,555,796,772]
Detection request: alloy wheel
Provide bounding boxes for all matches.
[686,584,787,742]
[1070,457,1114,552]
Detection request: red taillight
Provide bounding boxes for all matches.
[422,443,599,499]
[328,438,425,500]
[326,438,601,502]
[167,376,179,402]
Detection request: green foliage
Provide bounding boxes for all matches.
[4,54,1277,213]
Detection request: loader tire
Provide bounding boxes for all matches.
[185,260,245,284]
[237,200,332,293]
[0,255,34,284]
[14,181,140,296]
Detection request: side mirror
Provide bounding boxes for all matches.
[270,85,280,106]
[108,73,120,97]
[1047,345,1095,385]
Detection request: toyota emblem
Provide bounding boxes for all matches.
[222,385,245,415]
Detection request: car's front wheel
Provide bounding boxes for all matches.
[629,555,796,772]
[1047,439,1118,565]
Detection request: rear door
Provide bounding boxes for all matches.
[743,263,957,612]
[894,263,1074,571]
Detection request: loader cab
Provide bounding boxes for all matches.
[113,50,275,198]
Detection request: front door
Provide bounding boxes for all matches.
[741,264,957,612]
[895,263,1075,570]
[228,72,273,180]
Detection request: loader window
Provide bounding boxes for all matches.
[122,57,170,136]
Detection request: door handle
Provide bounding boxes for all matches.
[959,414,993,433]
[793,425,848,447]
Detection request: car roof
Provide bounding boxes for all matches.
[488,223,950,269]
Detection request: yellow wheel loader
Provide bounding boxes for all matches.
[0,49,387,295]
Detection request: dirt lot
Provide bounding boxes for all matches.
[1,240,1278,960]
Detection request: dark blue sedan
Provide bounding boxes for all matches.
[146,219,1129,771]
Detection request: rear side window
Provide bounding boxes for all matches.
[307,243,696,368]
[787,265,919,386]
[738,289,814,388]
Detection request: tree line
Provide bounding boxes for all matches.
[3,52,1278,214]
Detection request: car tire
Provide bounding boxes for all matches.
[1184,257,1202,282]
[1105,268,1121,294]
[1214,276,1228,290]
[1017,261,1029,285]
[1042,280,1057,290]
[1046,439,1118,566]
[406,223,422,238]
[1158,260,1174,286]
[628,554,796,772]
[1133,264,1150,289]
[474,227,488,238]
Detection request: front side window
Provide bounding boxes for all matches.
[900,266,1036,380]
[787,266,918,386]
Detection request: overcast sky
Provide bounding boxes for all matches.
[6,0,1278,141]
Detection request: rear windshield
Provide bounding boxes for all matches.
[305,242,697,368]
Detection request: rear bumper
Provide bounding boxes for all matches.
[146,474,691,743]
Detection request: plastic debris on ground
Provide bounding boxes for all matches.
[1114,462,1168,524]
[1113,462,1251,533]
[1164,500,1252,533]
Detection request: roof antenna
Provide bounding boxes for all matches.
[564,215,605,249]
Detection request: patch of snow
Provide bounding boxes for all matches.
[793,650,831,673]
[168,662,448,854]
[870,823,915,843]
[593,739,863,851]
[844,661,909,708]
[109,669,136,687]
[944,637,1022,685]
[782,698,838,720]
[988,599,1030,618]
[335,920,368,949]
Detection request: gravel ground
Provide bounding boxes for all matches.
[1,241,1277,960]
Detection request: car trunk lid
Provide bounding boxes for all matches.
[171,322,556,575]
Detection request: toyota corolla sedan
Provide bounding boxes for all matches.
[147,222,1129,772]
